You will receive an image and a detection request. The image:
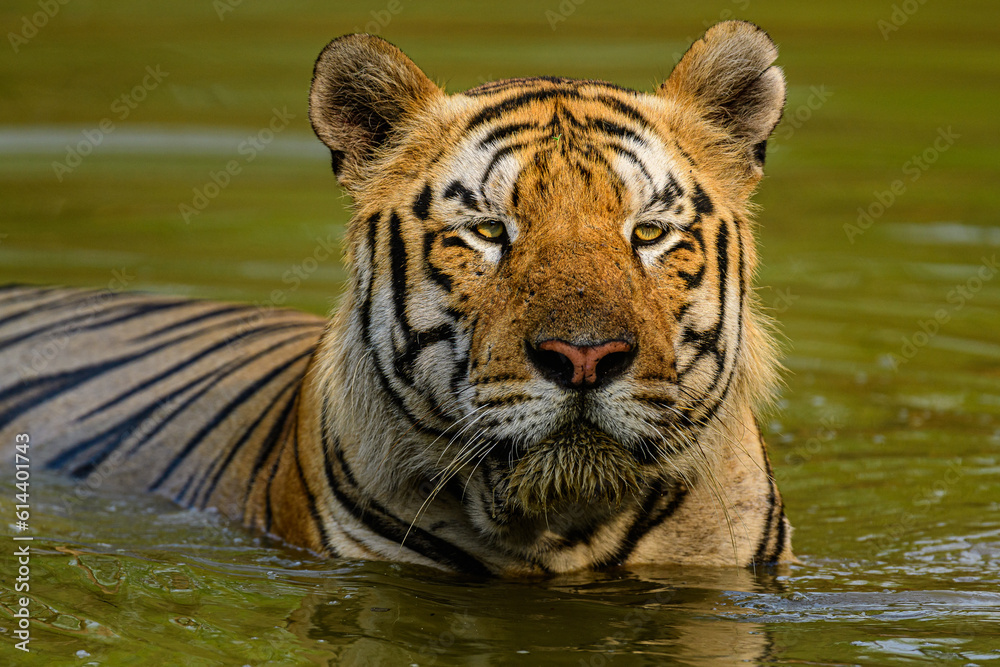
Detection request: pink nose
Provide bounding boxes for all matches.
[534,339,634,388]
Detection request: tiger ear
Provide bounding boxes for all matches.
[309,34,443,189]
[660,21,785,173]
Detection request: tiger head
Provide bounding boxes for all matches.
[308,21,784,559]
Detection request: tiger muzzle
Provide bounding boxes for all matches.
[498,421,645,515]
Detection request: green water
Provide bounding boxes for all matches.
[1,0,998,664]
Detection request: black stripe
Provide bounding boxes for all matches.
[79,322,311,421]
[463,77,571,97]
[441,234,472,251]
[673,220,706,285]
[597,480,688,567]
[359,213,444,437]
[610,144,655,190]
[319,424,491,575]
[358,212,380,339]
[424,233,453,292]
[753,479,778,565]
[0,284,57,304]
[465,89,575,132]
[51,331,316,477]
[151,346,316,492]
[285,401,336,552]
[658,240,696,265]
[52,373,216,477]
[577,144,622,192]
[261,425,288,534]
[691,182,714,216]
[388,211,410,341]
[188,374,303,508]
[241,384,301,511]
[0,318,252,433]
[412,184,432,221]
[767,508,788,563]
[657,174,685,208]
[480,142,527,189]
[0,298,192,351]
[129,304,253,342]
[686,218,745,426]
[443,181,480,211]
[676,264,705,290]
[672,140,697,167]
[464,76,634,98]
[592,94,653,131]
[477,121,538,148]
[0,290,104,335]
[682,221,730,372]
[591,118,646,145]
[395,324,455,382]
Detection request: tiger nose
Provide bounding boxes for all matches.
[528,339,636,389]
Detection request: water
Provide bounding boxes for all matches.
[2,0,999,664]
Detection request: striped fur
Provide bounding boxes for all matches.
[1,21,792,574]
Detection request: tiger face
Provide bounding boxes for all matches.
[309,22,785,564]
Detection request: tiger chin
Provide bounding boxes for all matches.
[1,21,793,576]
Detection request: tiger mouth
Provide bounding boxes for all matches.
[497,421,646,515]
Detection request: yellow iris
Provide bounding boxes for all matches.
[633,224,664,244]
[474,220,506,241]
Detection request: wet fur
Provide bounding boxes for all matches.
[0,21,793,575]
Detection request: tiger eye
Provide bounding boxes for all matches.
[632,224,665,244]
[474,220,507,241]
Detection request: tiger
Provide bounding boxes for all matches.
[0,20,792,575]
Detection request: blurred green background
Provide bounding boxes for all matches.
[1,1,999,664]
[2,0,996,313]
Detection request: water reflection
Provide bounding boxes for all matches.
[3,473,999,664]
[286,564,786,665]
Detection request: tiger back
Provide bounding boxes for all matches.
[1,21,792,575]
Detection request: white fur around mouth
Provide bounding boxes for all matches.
[500,421,645,514]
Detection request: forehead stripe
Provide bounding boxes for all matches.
[480,142,529,188]
[465,89,577,133]
[590,118,647,146]
[592,94,653,131]
[478,121,540,149]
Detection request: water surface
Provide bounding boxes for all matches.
[1,1,998,664]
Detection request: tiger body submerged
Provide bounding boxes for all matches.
[1,21,792,575]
